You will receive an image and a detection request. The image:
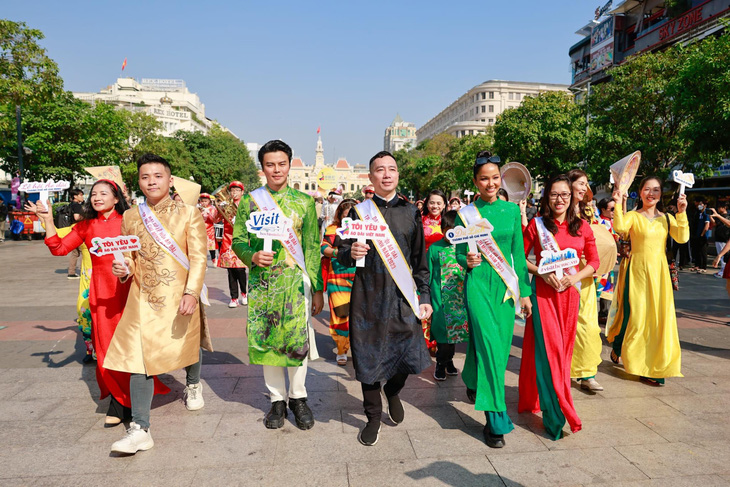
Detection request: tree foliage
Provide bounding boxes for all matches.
[493,91,586,182]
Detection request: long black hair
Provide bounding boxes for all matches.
[539,174,582,237]
[80,180,129,221]
[567,168,589,221]
[425,189,447,218]
[635,176,665,212]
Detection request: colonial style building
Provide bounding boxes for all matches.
[384,114,417,152]
[416,80,570,143]
[73,78,233,137]
[257,135,370,196]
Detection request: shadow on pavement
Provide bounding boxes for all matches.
[406,460,523,486]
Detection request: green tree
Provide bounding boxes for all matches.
[444,132,494,193]
[0,20,64,174]
[176,125,260,193]
[0,93,128,184]
[493,91,586,182]
[587,46,692,182]
[670,29,730,169]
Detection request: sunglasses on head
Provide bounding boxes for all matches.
[475,155,501,166]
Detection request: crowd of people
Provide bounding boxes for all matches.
[21,140,706,455]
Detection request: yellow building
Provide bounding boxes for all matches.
[258,135,370,196]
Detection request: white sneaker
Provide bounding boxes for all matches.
[184,382,205,411]
[228,299,238,308]
[714,272,723,278]
[239,294,248,306]
[110,422,154,454]
[580,378,604,391]
[336,354,347,366]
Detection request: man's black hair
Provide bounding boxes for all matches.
[258,140,292,167]
[369,150,395,168]
[70,188,84,198]
[137,153,172,173]
[442,210,458,232]
[597,197,612,211]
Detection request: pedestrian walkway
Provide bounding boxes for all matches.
[1,240,730,486]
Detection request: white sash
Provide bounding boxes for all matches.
[460,204,520,303]
[534,216,581,291]
[249,187,307,274]
[138,202,210,305]
[354,199,421,318]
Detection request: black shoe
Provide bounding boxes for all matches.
[67,274,80,279]
[289,397,315,430]
[445,361,458,376]
[483,425,505,448]
[433,363,447,381]
[466,388,477,404]
[264,400,287,429]
[82,354,96,364]
[358,421,382,446]
[386,394,404,425]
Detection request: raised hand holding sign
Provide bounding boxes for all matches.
[337,217,389,267]
[537,248,579,279]
[90,235,141,274]
[672,170,695,195]
[245,210,292,252]
[445,218,495,257]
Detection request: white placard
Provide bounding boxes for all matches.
[245,210,292,253]
[445,218,494,257]
[89,235,141,273]
[672,170,695,195]
[337,217,389,267]
[18,179,71,203]
[537,248,580,279]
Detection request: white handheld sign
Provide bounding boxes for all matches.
[464,190,475,204]
[18,179,71,204]
[245,210,292,253]
[336,217,389,268]
[445,218,495,261]
[537,248,579,279]
[89,235,141,273]
[672,170,695,195]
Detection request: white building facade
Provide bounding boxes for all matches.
[384,114,417,152]
[416,80,570,143]
[73,78,222,137]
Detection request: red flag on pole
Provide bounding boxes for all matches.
[121,58,127,71]
[317,126,320,134]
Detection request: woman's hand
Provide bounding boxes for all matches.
[466,251,482,269]
[519,199,527,213]
[252,250,275,267]
[25,199,54,224]
[519,297,532,318]
[713,255,722,268]
[559,273,579,291]
[540,272,563,291]
[612,189,626,206]
[677,194,688,214]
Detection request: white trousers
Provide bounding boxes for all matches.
[716,242,726,274]
[263,358,308,402]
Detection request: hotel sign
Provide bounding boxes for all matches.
[149,107,191,121]
[140,78,186,91]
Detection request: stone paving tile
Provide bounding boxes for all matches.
[39,396,107,420]
[488,447,648,486]
[637,413,730,446]
[1,380,32,401]
[193,463,348,487]
[12,379,101,401]
[0,417,98,448]
[411,425,547,458]
[0,442,130,479]
[573,396,686,421]
[199,363,263,378]
[0,364,95,382]
[615,442,730,479]
[79,413,223,444]
[615,476,730,487]
[680,360,730,377]
[657,392,730,415]
[532,418,669,450]
[274,430,417,465]
[347,455,506,487]
[122,436,278,472]
[340,404,466,432]
[0,398,66,422]
[574,375,695,399]
[2,470,196,487]
[214,409,345,437]
[676,376,730,395]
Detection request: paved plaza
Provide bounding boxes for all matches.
[1,239,730,486]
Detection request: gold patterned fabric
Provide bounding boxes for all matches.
[104,197,212,376]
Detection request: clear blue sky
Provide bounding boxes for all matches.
[6,1,594,165]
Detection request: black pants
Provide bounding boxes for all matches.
[692,238,708,269]
[673,241,691,268]
[361,372,408,422]
[436,343,455,365]
[227,268,247,299]
[209,250,217,261]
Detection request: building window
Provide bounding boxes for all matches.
[489,92,494,99]
[481,92,486,100]
[509,92,514,100]
[305,183,309,190]
[516,93,521,101]
[305,173,308,177]
[489,105,494,113]
[489,118,494,124]
[351,184,354,191]
[293,183,300,190]
[481,106,486,113]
